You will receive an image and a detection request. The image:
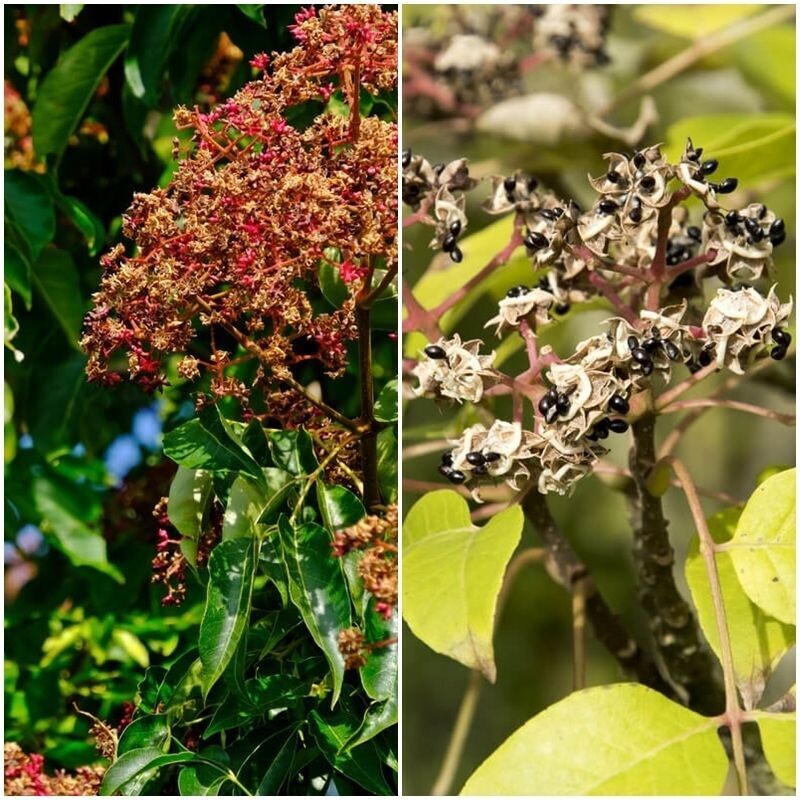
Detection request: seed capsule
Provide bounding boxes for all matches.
[448,470,467,484]
[424,344,447,360]
[608,418,629,433]
[717,178,738,194]
[772,328,791,347]
[608,394,629,414]
[449,219,462,237]
[700,159,718,175]
[525,231,548,250]
[466,451,486,466]
[450,246,463,263]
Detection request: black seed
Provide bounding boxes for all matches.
[608,418,629,434]
[538,394,552,414]
[632,152,646,168]
[594,418,610,439]
[586,431,599,442]
[744,217,761,236]
[546,387,559,402]
[424,344,447,360]
[538,276,551,291]
[433,163,445,176]
[441,452,453,467]
[544,405,559,424]
[484,451,501,462]
[598,198,617,214]
[449,219,462,237]
[698,349,712,367]
[700,159,718,176]
[640,360,654,376]
[771,346,787,361]
[664,341,682,361]
[631,347,649,364]
[627,335,639,350]
[539,208,558,221]
[608,394,629,414]
[525,231,548,250]
[687,226,701,241]
[639,175,656,190]
[770,230,786,247]
[773,328,791,347]
[466,451,486,466]
[503,176,517,193]
[438,464,453,478]
[506,285,529,298]
[725,211,740,227]
[450,246,463,263]
[552,207,564,218]
[556,393,570,414]
[629,206,643,223]
[555,303,570,315]
[687,360,701,374]
[527,177,539,192]
[401,149,411,168]
[448,470,467,484]
[717,178,738,194]
[643,338,661,353]
[405,183,420,197]
[756,204,767,219]
[606,170,621,183]
[748,229,765,244]
[770,218,785,235]
[472,464,488,476]
[442,233,456,253]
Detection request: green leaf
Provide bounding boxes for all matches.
[178,766,226,796]
[309,709,391,795]
[168,468,212,540]
[117,715,170,756]
[33,24,130,156]
[112,629,150,668]
[5,170,55,260]
[33,474,123,583]
[100,748,198,796]
[733,27,795,108]
[359,597,397,701]
[278,516,352,706]
[403,491,523,681]
[268,428,318,475]
[222,474,269,540]
[374,378,398,423]
[199,537,260,698]
[319,258,349,308]
[237,4,266,27]
[125,6,195,104]
[461,683,728,795]
[376,427,398,504]
[31,248,84,346]
[163,406,264,482]
[726,468,795,625]
[633,4,760,38]
[685,507,794,708]
[346,694,398,750]
[316,482,365,531]
[4,285,19,351]
[60,5,83,22]
[257,734,296,795]
[55,192,105,255]
[664,114,795,188]
[4,241,31,309]
[757,712,796,787]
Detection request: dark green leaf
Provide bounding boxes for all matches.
[373,378,397,423]
[55,192,105,255]
[100,748,199,796]
[359,597,397,701]
[31,248,84,346]
[5,170,55,260]
[257,469,297,525]
[246,673,307,708]
[168,468,213,541]
[178,765,226,796]
[4,241,31,309]
[257,734,297,795]
[316,482,365,530]
[199,537,260,698]
[33,24,130,156]
[163,406,264,482]
[117,715,170,756]
[5,284,19,350]
[278,516,352,706]
[237,4,266,27]
[241,419,271,466]
[376,428,398,503]
[319,259,349,308]
[346,695,398,750]
[268,428,318,475]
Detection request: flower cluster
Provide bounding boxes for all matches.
[83,4,397,430]
[4,743,104,797]
[4,80,43,172]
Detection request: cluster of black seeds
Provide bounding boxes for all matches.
[684,145,738,194]
[438,449,501,485]
[441,218,464,263]
[725,207,786,247]
[770,327,791,361]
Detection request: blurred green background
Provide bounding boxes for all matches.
[401,5,795,794]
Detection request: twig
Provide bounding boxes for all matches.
[572,575,587,691]
[655,361,718,409]
[659,398,795,426]
[588,271,640,324]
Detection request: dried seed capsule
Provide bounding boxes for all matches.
[450,246,463,263]
[700,159,718,175]
[466,451,486,466]
[608,394,629,414]
[424,345,447,360]
[664,341,682,361]
[608,418,629,433]
[449,219,462,237]
[442,234,456,253]
[598,198,617,214]
[448,470,467,484]
[525,231,548,251]
[717,178,738,194]
[772,328,791,347]
[441,452,454,467]
[402,149,411,168]
[771,346,787,361]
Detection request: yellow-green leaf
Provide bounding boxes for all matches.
[757,712,796,787]
[461,683,728,795]
[634,5,760,39]
[725,468,795,625]
[685,507,794,709]
[402,490,522,681]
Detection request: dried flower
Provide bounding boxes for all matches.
[412,334,496,404]
[338,627,368,670]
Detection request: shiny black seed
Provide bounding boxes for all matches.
[594,419,610,439]
[633,152,646,168]
[528,177,539,192]
[664,341,682,361]
[631,346,649,364]
[725,211,740,227]
[687,226,701,240]
[448,470,467,484]
[466,451,486,466]
[525,231,549,250]
[538,394,552,414]
[748,229,765,244]
[450,246,463,263]
[606,170,621,183]
[540,208,558,221]
[506,285,528,298]
[405,184,420,197]
[546,387,559,402]
[608,394,629,414]
[538,276,551,291]
[744,217,761,235]
[401,149,411,168]
[629,206,643,223]
[687,360,701,374]
[552,207,564,218]
[700,159,718,176]
[640,360,654,376]
[442,234,456,253]
[425,344,447,360]
[698,349,712,367]
[555,303,570,315]
[627,335,639,350]
[556,393,570,414]
[643,338,661,353]
[586,431,598,442]
[449,219,462,237]
[770,230,786,247]
[773,328,791,347]
[503,176,517,193]
[441,452,453,467]
[472,464,488,476]
[484,451,501,462]
[438,464,453,478]
[771,346,787,361]
[544,405,559,424]
[717,178,738,194]
[756,204,767,219]
[598,198,617,214]
[770,218,785,235]
[639,175,656,190]
[608,418,629,434]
